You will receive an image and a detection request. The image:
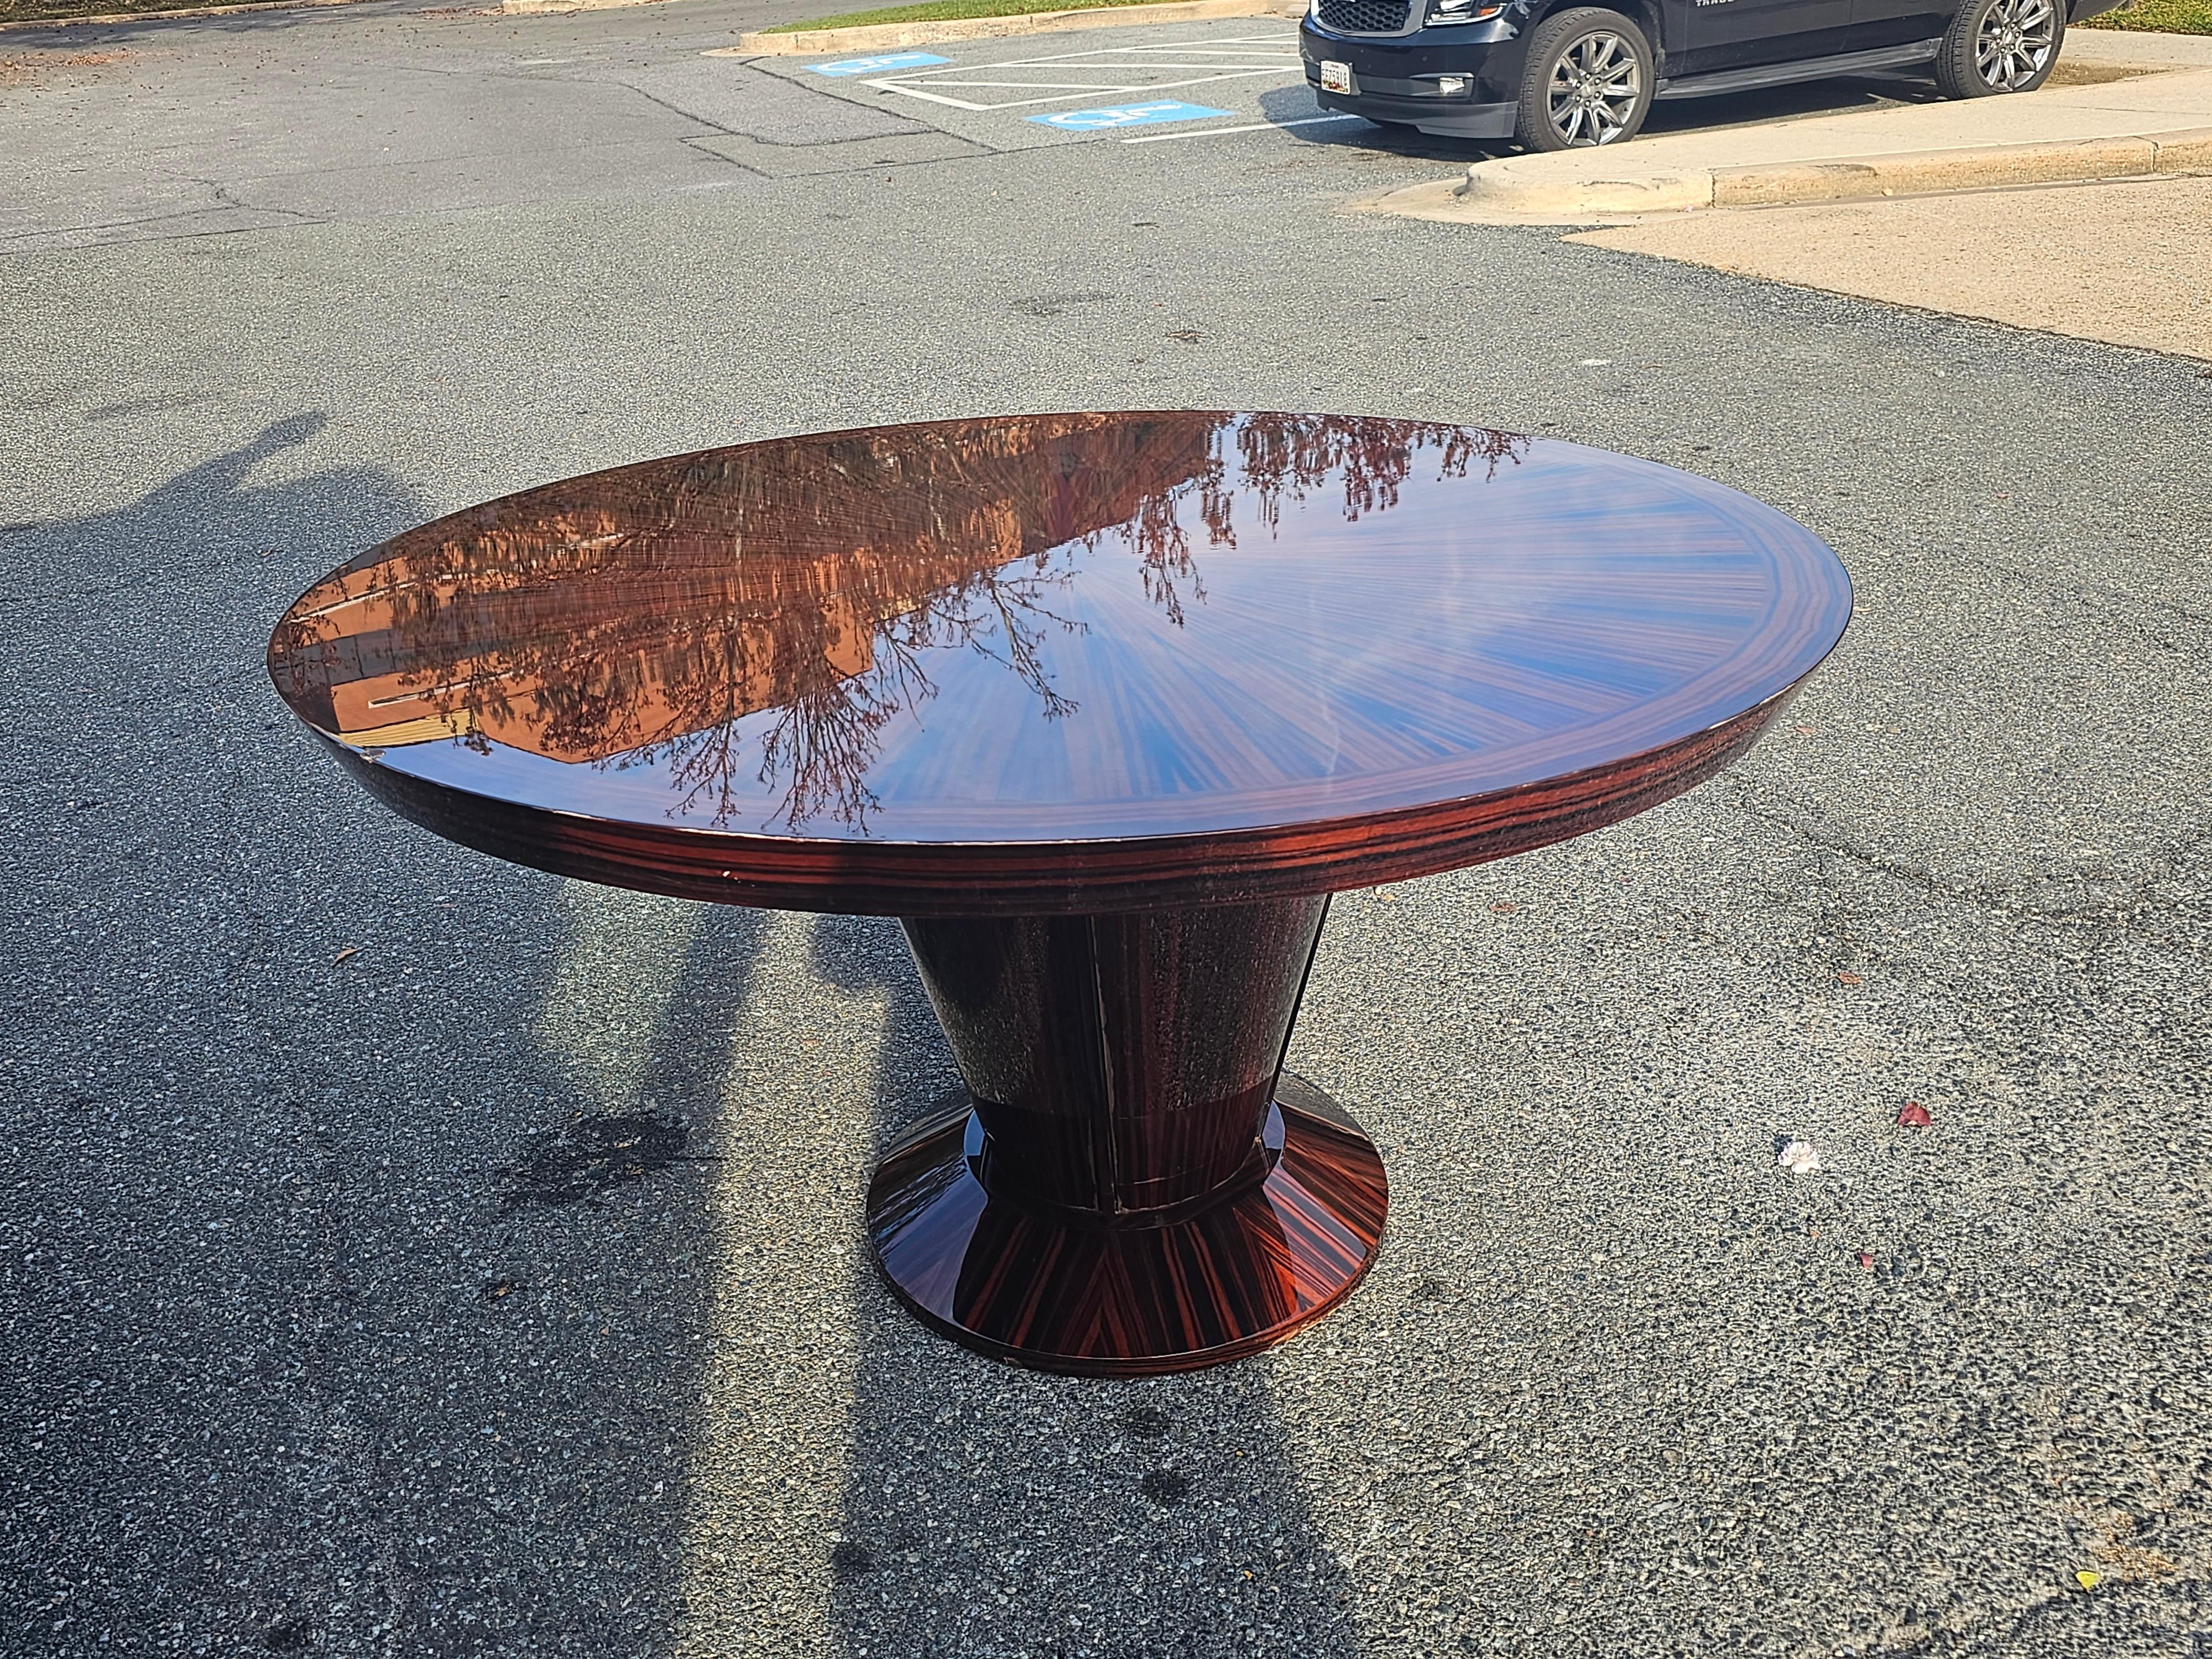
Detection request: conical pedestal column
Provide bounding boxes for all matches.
[867,896,1387,1376]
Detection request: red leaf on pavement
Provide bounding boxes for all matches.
[1836,971,1863,985]
[1897,1102,1933,1128]
[1489,901,1517,914]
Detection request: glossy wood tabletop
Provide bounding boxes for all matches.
[267,412,1851,914]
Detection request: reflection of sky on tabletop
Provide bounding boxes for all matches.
[315,420,1848,843]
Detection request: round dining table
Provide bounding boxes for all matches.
[267,410,1851,1376]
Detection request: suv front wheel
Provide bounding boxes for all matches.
[1515,8,1656,152]
[1936,0,2063,98]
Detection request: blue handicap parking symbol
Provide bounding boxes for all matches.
[1025,101,1234,132]
[809,53,950,76]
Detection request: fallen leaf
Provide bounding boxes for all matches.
[1836,971,1863,986]
[1858,1251,1875,1271]
[331,945,360,966]
[1490,901,1517,914]
[1166,328,1204,343]
[1897,1102,1933,1128]
[1777,1139,1821,1176]
[2075,1569,2101,1590]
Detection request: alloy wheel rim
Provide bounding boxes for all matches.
[1546,31,1640,145]
[1975,0,2056,90]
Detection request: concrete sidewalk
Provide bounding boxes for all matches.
[1570,171,2212,359]
[1374,29,2212,223]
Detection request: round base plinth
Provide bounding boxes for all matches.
[865,1074,1387,1376]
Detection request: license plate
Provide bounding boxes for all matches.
[1319,59,1354,95]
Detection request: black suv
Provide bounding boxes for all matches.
[1302,0,2124,149]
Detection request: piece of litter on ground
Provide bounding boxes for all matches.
[1579,357,1613,366]
[331,945,360,966]
[1857,1251,1875,1271]
[2075,1569,2101,1590]
[1897,1102,1932,1128]
[1836,971,1863,985]
[1489,900,1517,914]
[1777,1139,1821,1175]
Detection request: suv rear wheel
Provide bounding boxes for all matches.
[1515,8,1655,152]
[1935,0,2062,98]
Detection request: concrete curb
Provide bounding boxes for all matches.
[1441,124,2212,220]
[726,0,1298,56]
[2069,25,2212,67]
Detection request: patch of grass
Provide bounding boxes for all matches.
[2081,0,2212,33]
[2,0,298,23]
[764,0,1177,33]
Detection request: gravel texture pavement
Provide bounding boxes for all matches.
[3,6,2210,1657]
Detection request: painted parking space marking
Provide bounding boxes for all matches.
[1026,100,1233,131]
[864,35,1300,113]
[809,52,951,76]
[743,25,1361,154]
[1120,112,1367,142]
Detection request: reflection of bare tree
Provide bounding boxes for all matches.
[656,561,1084,831]
[1232,415,1529,530]
[268,413,1528,832]
[1115,486,1208,628]
[1076,417,1529,628]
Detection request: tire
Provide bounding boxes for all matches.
[1934,0,2063,98]
[1514,7,1655,152]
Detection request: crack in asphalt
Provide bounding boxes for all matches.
[1942,540,2212,649]
[1722,775,2212,949]
[0,197,315,246]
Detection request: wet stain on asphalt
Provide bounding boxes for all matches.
[1121,1404,1171,1440]
[1139,1469,1191,1506]
[501,1110,691,1209]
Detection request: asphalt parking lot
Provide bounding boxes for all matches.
[3,3,2210,1656]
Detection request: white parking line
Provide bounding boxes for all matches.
[861,80,1003,112]
[862,70,1296,112]
[865,72,1292,111]
[1121,113,1367,143]
[864,34,1302,114]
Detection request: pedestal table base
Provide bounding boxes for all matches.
[867,901,1388,1375]
[867,1076,1385,1375]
